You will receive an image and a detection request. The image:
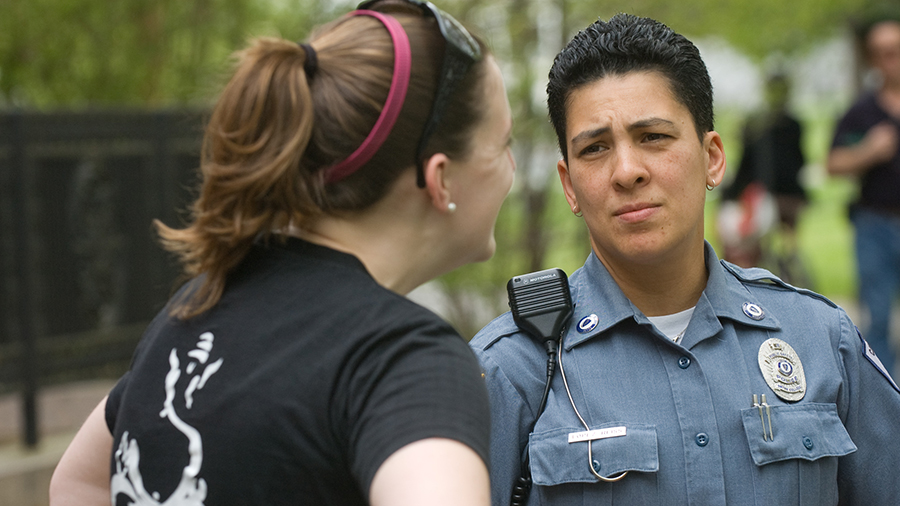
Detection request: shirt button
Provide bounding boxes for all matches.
[592,459,601,473]
[802,436,814,450]
[695,433,709,447]
[678,356,691,369]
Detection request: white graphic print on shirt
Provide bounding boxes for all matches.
[111,332,224,505]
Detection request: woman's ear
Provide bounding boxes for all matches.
[422,153,454,213]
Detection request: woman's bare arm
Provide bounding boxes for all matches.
[369,438,489,506]
[49,396,113,506]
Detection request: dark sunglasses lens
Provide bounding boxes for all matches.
[425,3,481,59]
[356,0,480,60]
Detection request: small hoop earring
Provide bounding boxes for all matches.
[447,202,457,213]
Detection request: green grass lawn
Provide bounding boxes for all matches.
[796,179,857,298]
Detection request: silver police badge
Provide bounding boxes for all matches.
[758,338,806,401]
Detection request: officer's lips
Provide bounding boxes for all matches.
[613,202,660,223]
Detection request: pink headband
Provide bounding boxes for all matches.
[324,10,412,184]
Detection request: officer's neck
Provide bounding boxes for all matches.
[596,241,708,317]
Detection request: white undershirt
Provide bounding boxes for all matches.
[647,306,696,343]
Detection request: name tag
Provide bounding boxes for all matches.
[568,426,627,443]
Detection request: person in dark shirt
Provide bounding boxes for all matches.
[49,1,515,505]
[828,17,900,377]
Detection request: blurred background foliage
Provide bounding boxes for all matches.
[2,0,899,337]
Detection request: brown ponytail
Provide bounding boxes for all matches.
[157,10,490,319]
[156,38,318,318]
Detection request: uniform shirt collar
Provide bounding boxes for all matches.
[565,251,640,349]
[565,242,780,350]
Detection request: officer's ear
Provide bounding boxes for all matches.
[704,131,726,187]
[557,158,579,213]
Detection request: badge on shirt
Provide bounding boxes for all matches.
[758,338,806,402]
[577,314,599,333]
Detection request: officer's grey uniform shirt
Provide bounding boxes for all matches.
[470,243,900,506]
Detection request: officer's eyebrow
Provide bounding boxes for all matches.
[569,117,676,146]
[570,127,609,146]
[629,117,675,131]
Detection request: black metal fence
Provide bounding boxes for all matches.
[0,110,206,445]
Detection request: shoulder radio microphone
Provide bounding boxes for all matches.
[507,268,574,347]
[506,268,573,506]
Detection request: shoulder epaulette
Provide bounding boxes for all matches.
[471,311,522,350]
[721,260,837,309]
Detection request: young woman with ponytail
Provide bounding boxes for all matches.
[50,1,514,505]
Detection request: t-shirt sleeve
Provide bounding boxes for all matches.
[104,371,130,434]
[831,98,873,148]
[340,314,491,496]
[104,306,166,434]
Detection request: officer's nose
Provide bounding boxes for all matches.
[610,144,649,190]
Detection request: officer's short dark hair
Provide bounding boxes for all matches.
[547,14,714,161]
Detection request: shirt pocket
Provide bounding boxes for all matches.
[740,402,856,465]
[741,402,856,505]
[528,423,658,485]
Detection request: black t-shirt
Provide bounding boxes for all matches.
[831,92,900,214]
[105,237,490,505]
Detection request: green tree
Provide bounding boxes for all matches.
[0,0,349,107]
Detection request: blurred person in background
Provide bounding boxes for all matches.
[49,0,515,504]
[718,72,807,283]
[472,13,900,506]
[828,17,900,378]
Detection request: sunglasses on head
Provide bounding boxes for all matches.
[357,0,483,187]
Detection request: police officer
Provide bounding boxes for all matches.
[471,14,900,506]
